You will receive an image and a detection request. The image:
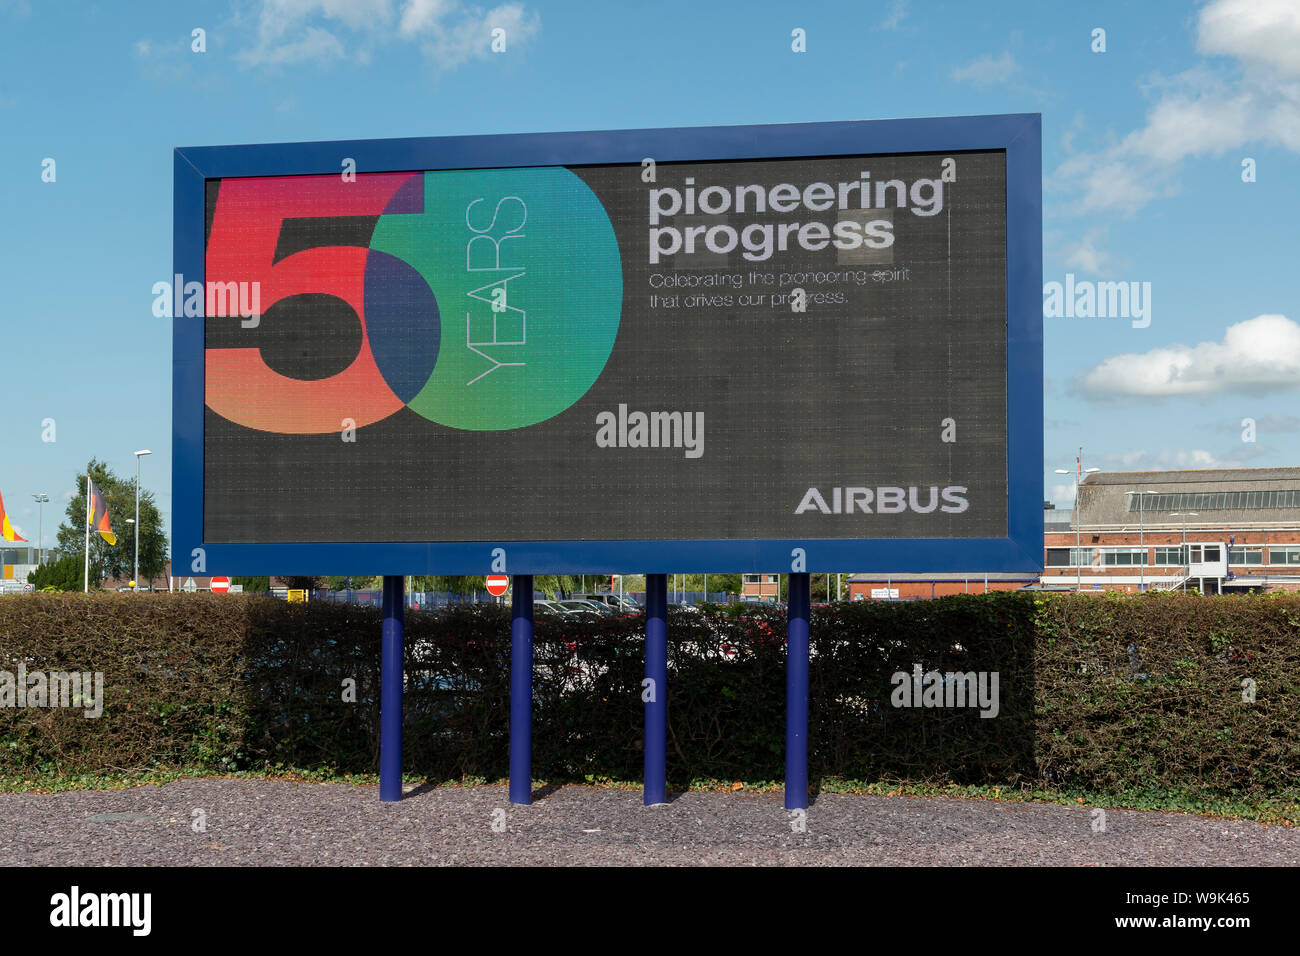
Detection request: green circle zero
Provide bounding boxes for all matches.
[369,167,623,431]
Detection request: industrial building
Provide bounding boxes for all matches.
[841,467,1300,599]
[1042,466,1300,593]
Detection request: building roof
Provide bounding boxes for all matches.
[1078,467,1300,529]
[847,572,1038,582]
[1082,467,1300,486]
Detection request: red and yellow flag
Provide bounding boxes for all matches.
[0,488,27,542]
[87,478,117,546]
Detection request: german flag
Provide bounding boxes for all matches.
[87,478,117,546]
[0,488,26,543]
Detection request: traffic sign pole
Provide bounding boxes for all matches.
[509,575,534,805]
[379,575,405,802]
[644,573,668,806]
[785,572,810,811]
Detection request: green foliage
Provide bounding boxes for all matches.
[278,576,324,591]
[27,554,86,592]
[421,576,486,595]
[1,591,1297,810]
[53,458,167,587]
[233,576,271,592]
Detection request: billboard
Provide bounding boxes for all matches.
[173,114,1041,575]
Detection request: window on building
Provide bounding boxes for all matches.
[1046,547,1090,567]
[1153,546,1186,566]
[1229,546,1264,565]
[1103,548,1147,566]
[1126,489,1300,512]
[1272,546,1300,565]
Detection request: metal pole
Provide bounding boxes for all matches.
[83,476,89,590]
[785,572,811,810]
[644,573,668,806]
[1074,447,1082,592]
[1075,470,1082,592]
[1139,493,1145,590]
[379,574,405,801]
[509,574,534,805]
[134,457,140,590]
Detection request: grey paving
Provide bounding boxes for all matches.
[1,779,1296,866]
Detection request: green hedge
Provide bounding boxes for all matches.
[0,592,1297,798]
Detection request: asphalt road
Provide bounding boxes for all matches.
[2,778,1297,866]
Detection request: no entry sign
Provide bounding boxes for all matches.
[210,576,231,594]
[486,575,509,596]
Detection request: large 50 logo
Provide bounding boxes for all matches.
[205,168,622,433]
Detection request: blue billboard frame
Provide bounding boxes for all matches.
[173,113,1042,576]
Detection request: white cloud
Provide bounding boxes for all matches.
[879,0,907,31]
[402,1,540,71]
[237,0,389,66]
[951,51,1018,87]
[1050,482,1076,503]
[1062,227,1112,275]
[233,0,536,69]
[258,0,393,38]
[1092,448,1250,471]
[1197,0,1300,76]
[242,25,346,65]
[1054,0,1300,216]
[400,0,455,35]
[1074,313,1300,401]
[1210,412,1300,433]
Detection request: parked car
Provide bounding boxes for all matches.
[557,599,609,618]
[536,600,577,618]
[572,592,642,614]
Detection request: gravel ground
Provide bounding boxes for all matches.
[1,778,1297,866]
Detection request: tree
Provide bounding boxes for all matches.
[422,576,486,595]
[702,573,741,598]
[277,576,324,591]
[54,459,168,589]
[233,576,271,592]
[27,554,84,592]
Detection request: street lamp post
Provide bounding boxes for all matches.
[1170,512,1199,586]
[1170,511,1198,549]
[31,493,48,565]
[134,450,152,591]
[1055,462,1100,591]
[1125,490,1158,591]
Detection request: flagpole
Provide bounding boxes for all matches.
[84,476,90,593]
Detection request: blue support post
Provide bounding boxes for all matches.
[644,573,668,806]
[379,574,405,802]
[509,575,534,805]
[785,572,811,811]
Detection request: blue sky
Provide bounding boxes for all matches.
[1,0,1297,547]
